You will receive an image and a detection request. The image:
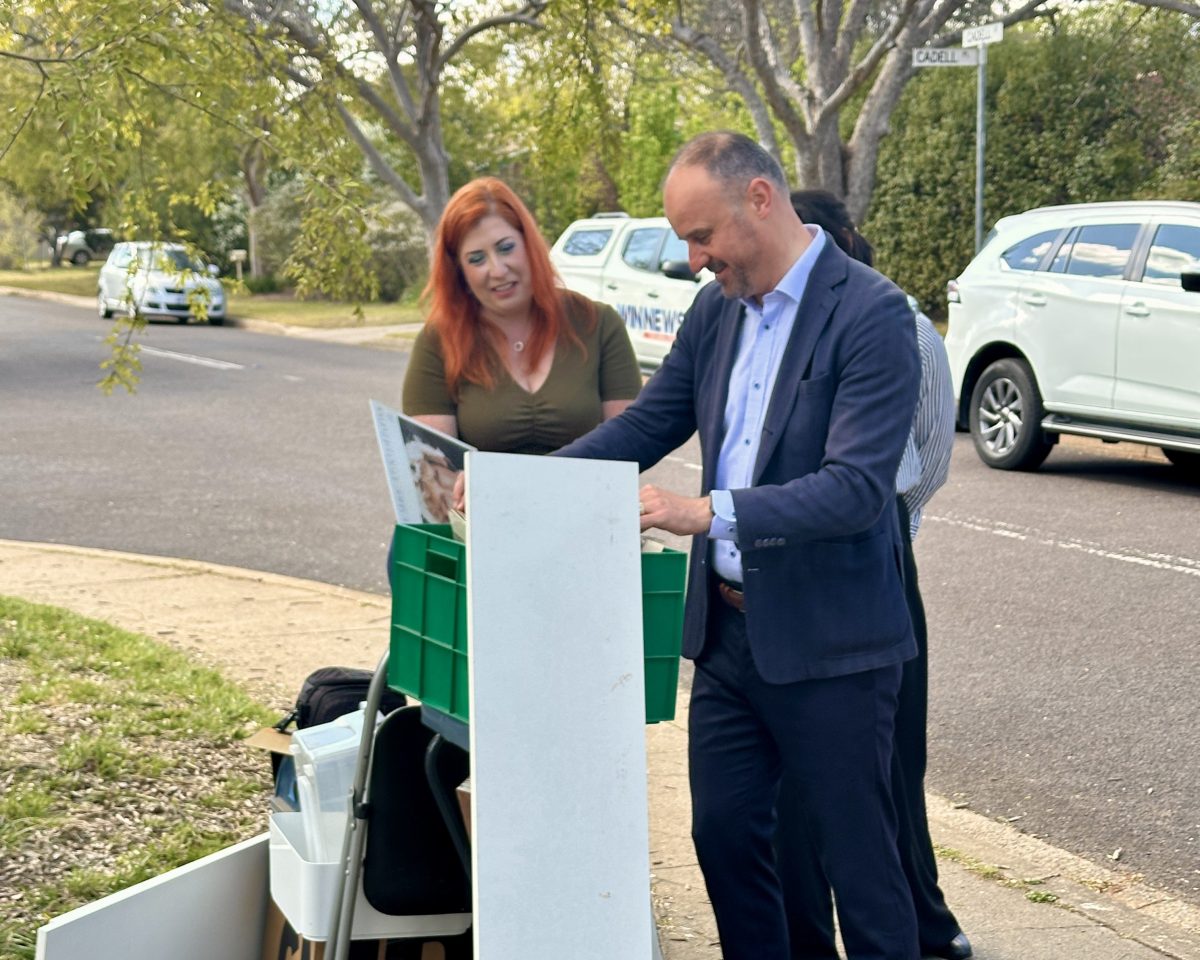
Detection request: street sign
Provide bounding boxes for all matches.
[913,47,979,67]
[963,22,1004,46]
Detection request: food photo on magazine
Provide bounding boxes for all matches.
[369,400,473,525]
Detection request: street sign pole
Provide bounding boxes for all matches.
[975,42,987,254]
[962,22,1003,254]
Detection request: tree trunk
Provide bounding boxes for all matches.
[240,138,268,280]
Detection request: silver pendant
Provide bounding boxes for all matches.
[512,340,525,353]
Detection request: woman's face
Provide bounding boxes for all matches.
[457,214,533,324]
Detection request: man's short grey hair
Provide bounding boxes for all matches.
[669,131,787,192]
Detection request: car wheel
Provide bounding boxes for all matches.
[208,315,226,326]
[969,358,1054,471]
[97,292,112,319]
[1162,448,1200,477]
[71,251,90,266]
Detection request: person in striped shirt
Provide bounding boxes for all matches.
[776,190,968,960]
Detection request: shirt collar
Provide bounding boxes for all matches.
[741,225,825,313]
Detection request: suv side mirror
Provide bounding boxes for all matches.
[660,259,698,282]
[207,263,220,278]
[1181,265,1200,293]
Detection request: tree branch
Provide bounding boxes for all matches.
[334,102,426,217]
[1130,0,1200,15]
[351,0,419,124]
[817,0,920,123]
[439,1,548,71]
[743,0,817,138]
[668,18,788,162]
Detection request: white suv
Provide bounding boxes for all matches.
[945,201,1200,473]
[550,214,711,369]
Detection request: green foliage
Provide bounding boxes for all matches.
[366,203,429,302]
[247,178,307,282]
[0,187,42,268]
[864,8,1200,318]
[615,71,684,217]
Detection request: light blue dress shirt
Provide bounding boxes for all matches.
[709,227,826,584]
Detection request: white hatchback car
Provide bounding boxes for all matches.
[944,201,1200,473]
[98,242,227,325]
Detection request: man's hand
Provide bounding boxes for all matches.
[639,484,712,535]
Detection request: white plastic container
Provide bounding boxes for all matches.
[289,708,371,862]
[268,811,471,941]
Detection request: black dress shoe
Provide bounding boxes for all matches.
[924,932,973,960]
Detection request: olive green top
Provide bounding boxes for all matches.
[402,297,643,455]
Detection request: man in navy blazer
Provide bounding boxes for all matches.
[556,131,922,959]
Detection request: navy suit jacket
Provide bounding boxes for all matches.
[558,236,921,682]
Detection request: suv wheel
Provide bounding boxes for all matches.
[71,250,90,266]
[1162,448,1200,477]
[969,358,1054,471]
[97,292,112,319]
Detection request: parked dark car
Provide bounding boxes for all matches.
[55,228,116,266]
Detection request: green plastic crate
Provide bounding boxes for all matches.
[388,523,686,725]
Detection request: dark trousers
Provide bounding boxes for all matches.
[776,499,961,957]
[689,590,917,960]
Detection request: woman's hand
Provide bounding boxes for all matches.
[452,470,466,513]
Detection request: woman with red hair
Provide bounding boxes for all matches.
[403,178,642,453]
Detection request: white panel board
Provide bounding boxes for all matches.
[465,452,653,959]
[36,834,268,960]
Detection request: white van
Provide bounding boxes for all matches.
[550,214,711,369]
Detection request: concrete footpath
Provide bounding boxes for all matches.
[2,538,1198,960]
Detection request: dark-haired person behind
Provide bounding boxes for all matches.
[778,190,967,960]
[403,176,642,451]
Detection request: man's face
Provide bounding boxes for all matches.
[664,164,761,300]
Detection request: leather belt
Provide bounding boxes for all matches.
[717,579,745,614]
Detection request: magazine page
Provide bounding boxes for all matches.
[369,400,474,524]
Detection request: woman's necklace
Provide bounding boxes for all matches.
[505,324,533,354]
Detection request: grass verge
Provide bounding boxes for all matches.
[0,265,425,328]
[0,597,275,960]
[226,294,424,328]
[0,265,100,298]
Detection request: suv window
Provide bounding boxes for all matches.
[660,231,688,264]
[1060,223,1140,279]
[1141,224,1200,287]
[1001,229,1060,271]
[562,229,613,257]
[622,227,667,272]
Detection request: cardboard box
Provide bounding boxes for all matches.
[261,898,386,960]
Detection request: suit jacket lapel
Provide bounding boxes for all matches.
[702,296,745,493]
[753,241,846,481]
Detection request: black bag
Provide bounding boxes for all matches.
[270,666,407,810]
[274,665,407,733]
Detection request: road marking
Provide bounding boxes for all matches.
[139,346,244,371]
[664,455,702,472]
[927,514,1200,578]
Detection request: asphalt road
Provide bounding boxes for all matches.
[2,293,1198,908]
